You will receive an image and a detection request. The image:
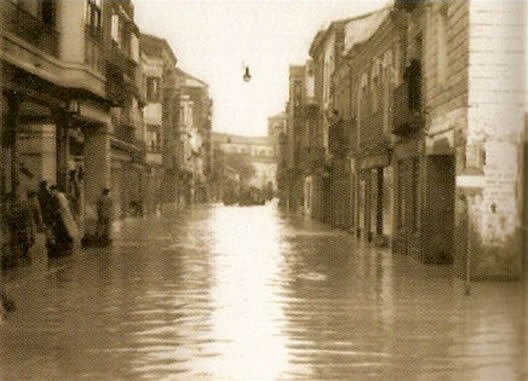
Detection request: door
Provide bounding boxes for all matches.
[395,161,409,255]
[395,160,415,255]
[425,155,455,263]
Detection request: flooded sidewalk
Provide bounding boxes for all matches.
[0,204,525,380]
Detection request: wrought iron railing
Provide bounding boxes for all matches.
[107,40,136,81]
[360,111,383,150]
[392,81,424,136]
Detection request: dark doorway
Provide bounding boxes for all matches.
[424,155,455,264]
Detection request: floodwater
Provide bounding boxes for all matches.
[0,204,525,380]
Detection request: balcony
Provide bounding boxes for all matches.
[392,80,425,136]
[360,111,384,151]
[394,0,423,12]
[120,107,143,130]
[107,41,136,81]
[105,65,128,106]
[1,1,59,57]
[131,139,146,161]
[113,122,135,145]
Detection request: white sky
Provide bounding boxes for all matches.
[134,0,389,136]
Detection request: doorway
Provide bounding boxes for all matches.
[424,155,455,264]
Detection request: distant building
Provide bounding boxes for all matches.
[140,33,178,213]
[174,69,213,205]
[212,133,277,192]
[267,111,287,156]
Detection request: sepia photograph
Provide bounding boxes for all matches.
[0,0,527,379]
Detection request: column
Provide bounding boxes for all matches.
[53,109,69,192]
[2,92,21,199]
[83,123,111,236]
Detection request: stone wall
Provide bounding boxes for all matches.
[460,0,526,279]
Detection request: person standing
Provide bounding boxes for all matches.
[27,191,44,233]
[4,193,34,261]
[96,188,113,243]
[37,181,54,225]
[49,185,76,255]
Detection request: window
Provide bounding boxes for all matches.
[146,77,160,102]
[41,0,56,27]
[359,74,369,121]
[111,13,120,44]
[131,33,140,62]
[294,80,302,107]
[393,44,401,85]
[184,103,193,127]
[437,10,448,86]
[86,0,102,39]
[371,63,379,114]
[147,125,161,153]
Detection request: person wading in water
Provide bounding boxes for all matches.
[96,188,113,244]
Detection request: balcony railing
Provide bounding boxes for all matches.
[329,117,358,157]
[105,65,128,106]
[107,40,136,81]
[360,111,384,151]
[119,107,143,129]
[1,1,59,57]
[394,0,423,12]
[131,139,146,161]
[392,80,425,136]
[113,123,135,145]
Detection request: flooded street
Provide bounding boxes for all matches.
[0,204,524,380]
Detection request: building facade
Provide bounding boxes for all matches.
[1,0,117,244]
[140,33,177,214]
[106,1,147,220]
[175,69,213,205]
[282,0,526,280]
[0,0,215,268]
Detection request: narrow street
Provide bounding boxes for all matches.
[0,204,523,380]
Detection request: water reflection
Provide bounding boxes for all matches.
[206,205,289,379]
[0,204,523,380]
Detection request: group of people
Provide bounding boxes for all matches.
[37,181,78,257]
[0,180,85,266]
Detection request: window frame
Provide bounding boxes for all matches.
[86,0,103,40]
[146,76,160,103]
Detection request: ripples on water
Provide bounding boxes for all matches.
[0,204,524,380]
